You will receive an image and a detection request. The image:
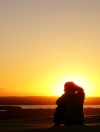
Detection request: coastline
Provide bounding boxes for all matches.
[0,106,100,119]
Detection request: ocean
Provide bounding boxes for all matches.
[0,105,100,109]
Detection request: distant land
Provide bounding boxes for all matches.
[0,96,100,105]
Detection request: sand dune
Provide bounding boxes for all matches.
[0,115,100,132]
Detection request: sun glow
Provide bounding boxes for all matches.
[51,76,92,97]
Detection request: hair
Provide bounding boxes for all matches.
[75,86,85,100]
[64,81,76,92]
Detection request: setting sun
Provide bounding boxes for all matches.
[50,75,93,97]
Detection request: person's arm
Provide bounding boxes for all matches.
[56,94,66,105]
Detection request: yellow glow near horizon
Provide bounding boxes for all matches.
[50,75,92,97]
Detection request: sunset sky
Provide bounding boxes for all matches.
[0,0,100,97]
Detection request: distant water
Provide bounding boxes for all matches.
[0,105,100,109]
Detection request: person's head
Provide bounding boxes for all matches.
[64,81,76,93]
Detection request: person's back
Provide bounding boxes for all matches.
[63,91,84,125]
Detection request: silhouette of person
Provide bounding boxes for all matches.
[53,81,85,126]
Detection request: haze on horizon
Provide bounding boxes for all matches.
[0,0,100,97]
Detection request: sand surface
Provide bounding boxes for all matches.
[0,115,100,132]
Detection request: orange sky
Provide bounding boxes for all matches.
[0,0,100,97]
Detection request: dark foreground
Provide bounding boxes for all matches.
[0,107,100,132]
[0,115,100,132]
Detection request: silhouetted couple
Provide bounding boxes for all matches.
[53,81,85,126]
